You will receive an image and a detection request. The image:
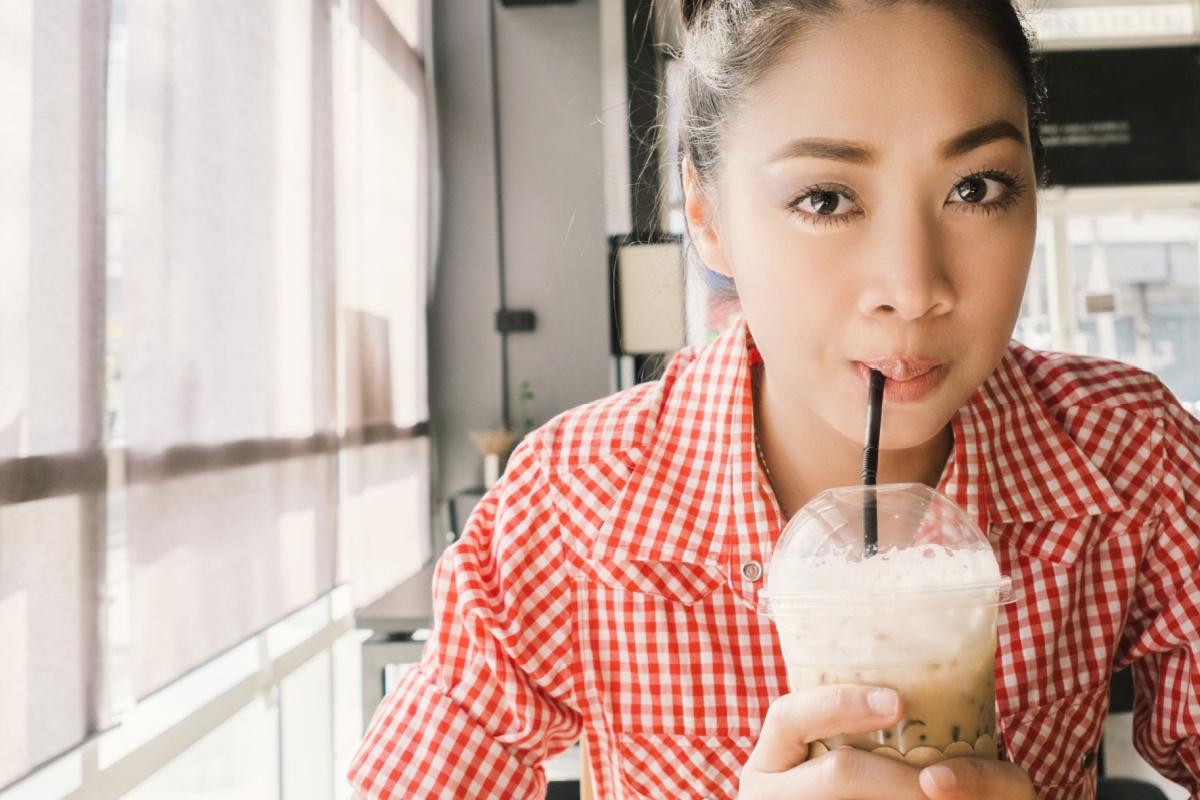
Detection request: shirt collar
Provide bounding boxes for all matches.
[590,327,1126,567]
[940,343,1126,530]
[590,317,780,566]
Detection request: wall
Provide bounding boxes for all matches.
[428,0,613,543]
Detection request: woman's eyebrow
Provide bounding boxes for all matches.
[767,119,1027,165]
[768,138,875,165]
[940,119,1026,160]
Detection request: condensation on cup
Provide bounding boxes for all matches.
[758,483,1014,767]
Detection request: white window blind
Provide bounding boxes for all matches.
[0,0,109,787]
[117,0,341,701]
[2,0,432,790]
[335,0,431,607]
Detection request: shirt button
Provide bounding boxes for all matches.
[741,560,763,581]
[1081,749,1096,770]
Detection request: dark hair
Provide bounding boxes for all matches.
[679,0,1047,192]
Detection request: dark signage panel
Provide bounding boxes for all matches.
[1040,47,1200,186]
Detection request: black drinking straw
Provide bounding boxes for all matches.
[861,369,885,558]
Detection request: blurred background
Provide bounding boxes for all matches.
[1,0,1197,798]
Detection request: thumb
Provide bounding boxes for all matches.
[746,685,902,774]
[919,756,1036,799]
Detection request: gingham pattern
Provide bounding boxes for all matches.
[349,319,1200,800]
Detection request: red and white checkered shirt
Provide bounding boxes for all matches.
[349,318,1200,800]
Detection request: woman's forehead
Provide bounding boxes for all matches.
[732,5,1028,155]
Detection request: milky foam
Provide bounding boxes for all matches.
[766,543,1002,598]
[764,545,1006,666]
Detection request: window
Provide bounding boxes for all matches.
[0,0,432,796]
[1025,187,1200,417]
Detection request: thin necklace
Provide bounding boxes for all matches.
[751,365,788,519]
[754,424,788,519]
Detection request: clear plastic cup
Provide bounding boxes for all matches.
[758,483,1013,767]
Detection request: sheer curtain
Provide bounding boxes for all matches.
[0,0,109,787]
[2,0,431,786]
[335,0,431,608]
[115,0,430,701]
[118,0,339,700]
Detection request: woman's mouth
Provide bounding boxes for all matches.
[854,358,948,403]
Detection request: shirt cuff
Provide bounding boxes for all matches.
[347,666,546,799]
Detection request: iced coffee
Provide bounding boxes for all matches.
[759,483,1012,767]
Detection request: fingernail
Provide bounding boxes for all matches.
[924,764,956,790]
[867,688,897,716]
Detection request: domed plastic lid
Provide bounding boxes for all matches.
[758,483,1012,617]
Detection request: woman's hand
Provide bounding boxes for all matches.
[738,685,1039,799]
[739,685,927,799]
[918,757,1037,799]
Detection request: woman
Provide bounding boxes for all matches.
[349,2,1200,798]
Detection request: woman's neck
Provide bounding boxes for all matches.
[752,365,953,517]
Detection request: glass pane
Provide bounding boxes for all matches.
[331,629,368,800]
[281,650,333,800]
[98,637,259,769]
[119,698,279,800]
[339,438,431,607]
[1014,242,1054,352]
[356,25,427,429]
[0,753,81,800]
[1029,3,1195,46]
[1069,211,1200,414]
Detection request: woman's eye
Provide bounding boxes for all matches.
[949,175,1005,204]
[791,187,857,219]
[804,190,844,215]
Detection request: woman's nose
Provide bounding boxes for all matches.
[856,213,955,321]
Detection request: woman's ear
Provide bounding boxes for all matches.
[682,159,732,278]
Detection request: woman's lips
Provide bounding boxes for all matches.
[854,358,948,403]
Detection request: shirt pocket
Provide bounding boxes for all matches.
[615,731,755,800]
[578,558,778,740]
[998,682,1107,797]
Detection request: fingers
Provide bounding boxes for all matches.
[744,685,902,774]
[740,687,1036,800]
[745,746,929,800]
[919,756,1037,800]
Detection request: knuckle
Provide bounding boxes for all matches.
[828,684,857,713]
[763,694,792,729]
[772,687,827,729]
[762,694,806,744]
[818,746,865,785]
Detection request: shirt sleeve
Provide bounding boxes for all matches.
[1119,400,1200,798]
[347,438,582,798]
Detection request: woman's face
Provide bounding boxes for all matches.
[688,5,1038,451]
